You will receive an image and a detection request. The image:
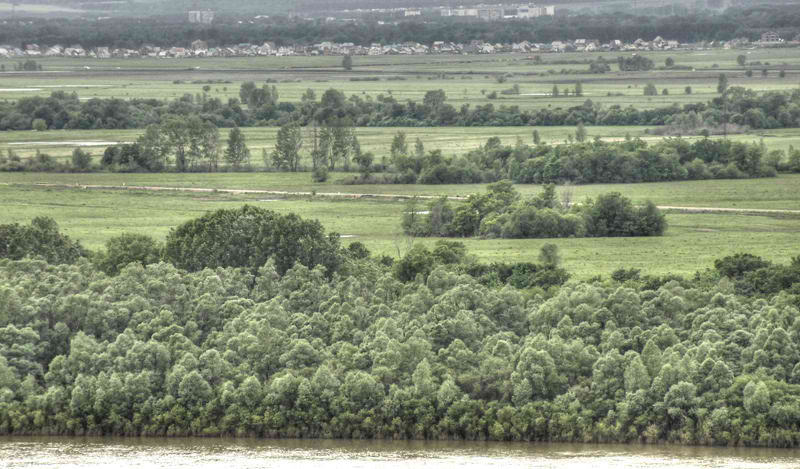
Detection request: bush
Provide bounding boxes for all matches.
[345,241,371,260]
[0,217,85,264]
[394,244,435,282]
[583,193,666,237]
[164,205,341,275]
[715,253,772,278]
[97,233,163,276]
[312,165,329,182]
[71,148,92,170]
[32,119,47,131]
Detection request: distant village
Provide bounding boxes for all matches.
[0,32,789,60]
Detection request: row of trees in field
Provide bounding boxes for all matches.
[1,205,800,445]
[370,132,780,186]
[4,85,800,133]
[1,123,791,180]
[402,182,666,239]
[2,126,789,180]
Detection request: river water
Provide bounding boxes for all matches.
[1,437,799,468]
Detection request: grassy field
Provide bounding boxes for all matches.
[1,51,799,278]
[1,182,798,278]
[2,50,800,112]
[2,173,799,210]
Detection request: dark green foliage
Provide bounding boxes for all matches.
[718,74,729,94]
[345,242,371,260]
[0,217,84,265]
[714,253,800,297]
[588,61,611,74]
[70,148,92,171]
[406,183,665,239]
[225,126,251,170]
[715,253,772,279]
[3,84,800,140]
[393,244,435,282]
[618,55,654,71]
[611,267,641,282]
[312,165,329,182]
[96,233,163,276]
[583,194,667,237]
[163,205,341,275]
[408,136,775,187]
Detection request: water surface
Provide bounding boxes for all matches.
[2,437,800,468]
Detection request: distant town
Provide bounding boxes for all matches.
[0,32,788,60]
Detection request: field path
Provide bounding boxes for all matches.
[10,182,800,215]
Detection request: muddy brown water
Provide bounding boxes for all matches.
[2,437,800,468]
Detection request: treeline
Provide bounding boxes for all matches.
[6,85,800,134]
[0,207,570,291]
[4,85,800,135]
[402,182,666,239]
[1,209,800,445]
[375,133,778,186]
[1,6,799,48]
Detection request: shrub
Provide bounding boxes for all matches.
[312,165,329,182]
[32,119,47,131]
[71,148,92,170]
[0,217,85,264]
[394,244,435,282]
[164,205,341,275]
[97,233,163,276]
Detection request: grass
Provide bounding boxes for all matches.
[2,50,800,112]
[2,172,799,210]
[1,183,798,278]
[1,51,799,278]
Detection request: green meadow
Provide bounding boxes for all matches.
[1,182,798,278]
[2,49,800,111]
[1,51,799,278]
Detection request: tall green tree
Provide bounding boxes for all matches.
[272,123,304,171]
[225,126,250,170]
[717,73,729,93]
[575,122,587,142]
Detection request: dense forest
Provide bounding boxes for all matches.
[1,208,800,445]
[1,7,799,48]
